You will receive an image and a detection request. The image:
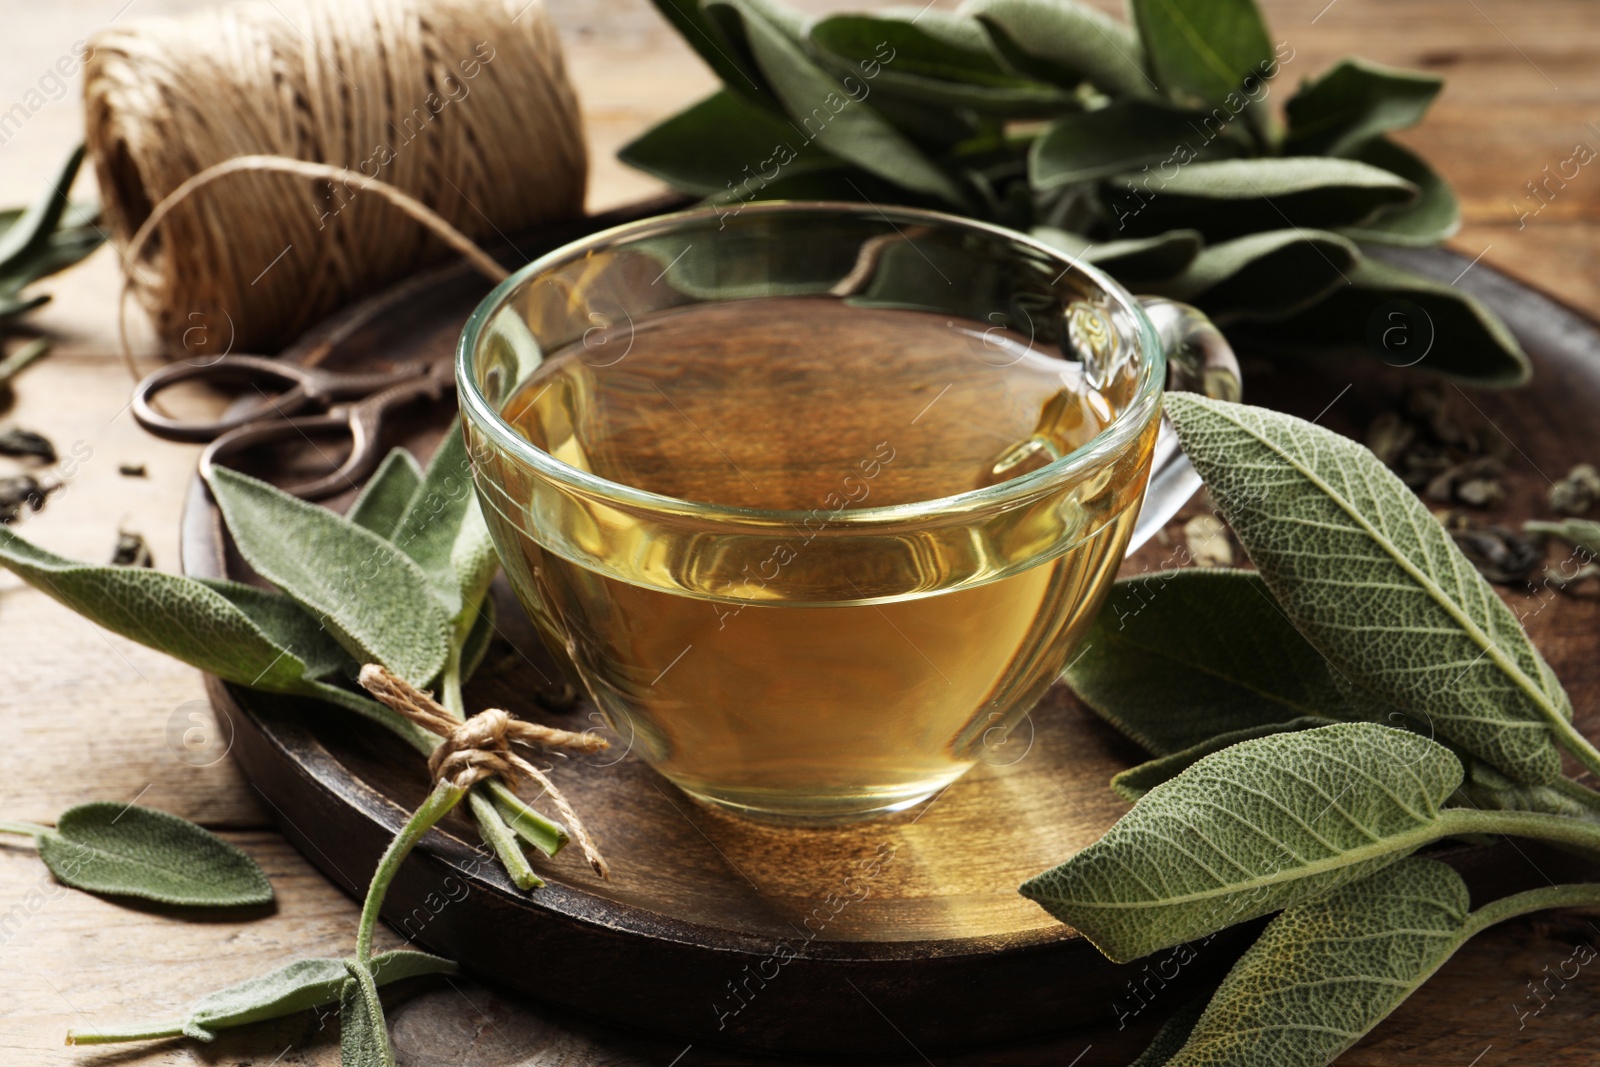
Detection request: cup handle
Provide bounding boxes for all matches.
[1125,298,1242,552]
[1139,297,1242,403]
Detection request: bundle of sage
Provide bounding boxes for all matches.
[623,0,1526,385]
[1037,395,1600,1066]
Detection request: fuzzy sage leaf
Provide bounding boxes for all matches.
[1164,395,1570,782]
[31,803,272,908]
[1020,723,1465,962]
[1284,56,1443,158]
[348,448,424,538]
[1128,0,1272,107]
[207,465,450,687]
[964,0,1151,98]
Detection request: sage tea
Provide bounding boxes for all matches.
[472,294,1158,821]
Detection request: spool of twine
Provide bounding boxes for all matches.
[84,0,587,354]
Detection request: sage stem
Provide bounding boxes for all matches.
[66,1020,185,1046]
[355,779,466,966]
[0,819,53,837]
[1466,882,1600,937]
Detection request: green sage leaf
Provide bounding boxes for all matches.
[1335,136,1460,246]
[37,803,272,908]
[1230,255,1529,384]
[348,448,424,538]
[1020,723,1464,962]
[1130,997,1207,1067]
[0,144,85,275]
[1284,57,1443,158]
[963,0,1151,98]
[0,526,344,692]
[620,89,841,199]
[1029,100,1244,189]
[1163,395,1566,782]
[644,0,768,97]
[1110,716,1339,802]
[339,965,394,1067]
[1105,157,1417,240]
[706,0,968,206]
[387,425,497,626]
[1163,859,1470,1067]
[809,12,1076,115]
[1129,0,1273,106]
[1065,569,1373,754]
[207,466,450,687]
[1030,226,1202,281]
[1146,227,1358,321]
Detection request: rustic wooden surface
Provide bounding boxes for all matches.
[2,0,1600,1064]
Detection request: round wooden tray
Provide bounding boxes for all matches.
[177,210,1600,1057]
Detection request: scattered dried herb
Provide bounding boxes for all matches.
[1437,510,1543,584]
[0,473,48,524]
[110,529,152,568]
[0,427,54,462]
[1549,462,1600,515]
[1366,383,1510,509]
[118,462,147,478]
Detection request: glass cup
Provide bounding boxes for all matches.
[458,202,1235,823]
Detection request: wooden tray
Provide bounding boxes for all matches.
[177,212,1600,1057]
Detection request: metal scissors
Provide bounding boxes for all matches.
[132,354,455,499]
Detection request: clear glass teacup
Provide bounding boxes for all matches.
[458,202,1231,823]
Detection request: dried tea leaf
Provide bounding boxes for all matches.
[1164,395,1567,782]
[110,530,152,568]
[36,803,271,908]
[1020,723,1465,961]
[0,427,54,462]
[207,465,449,687]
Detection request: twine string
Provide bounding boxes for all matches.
[359,664,611,878]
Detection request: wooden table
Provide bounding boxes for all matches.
[2,0,1599,1063]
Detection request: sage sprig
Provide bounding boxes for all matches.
[623,0,1527,384]
[1041,397,1600,1066]
[0,426,574,891]
[0,802,271,908]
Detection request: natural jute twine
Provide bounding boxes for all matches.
[84,0,587,354]
[359,664,611,877]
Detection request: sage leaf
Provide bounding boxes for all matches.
[706,0,968,206]
[1457,762,1600,827]
[1145,227,1358,322]
[1284,57,1443,158]
[1230,254,1529,384]
[207,466,449,687]
[1019,723,1464,962]
[644,0,768,97]
[36,803,272,908]
[0,144,85,274]
[1110,717,1338,802]
[620,89,840,198]
[1029,100,1245,189]
[1163,395,1566,781]
[1130,997,1207,1067]
[68,951,454,1046]
[809,13,1076,115]
[1030,226,1202,282]
[0,526,344,693]
[1129,0,1272,106]
[339,966,394,1067]
[387,425,496,626]
[1065,569,1373,754]
[1336,137,1460,246]
[0,220,104,296]
[347,447,423,538]
[963,0,1151,98]
[1105,157,1418,240]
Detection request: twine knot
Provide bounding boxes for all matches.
[358,664,610,877]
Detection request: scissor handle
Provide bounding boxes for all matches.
[133,356,320,442]
[199,372,455,500]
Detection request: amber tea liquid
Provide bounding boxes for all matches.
[485,296,1155,821]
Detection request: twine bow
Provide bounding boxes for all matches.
[358,664,610,877]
